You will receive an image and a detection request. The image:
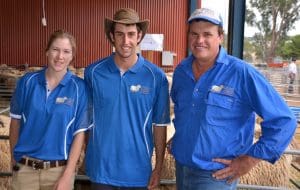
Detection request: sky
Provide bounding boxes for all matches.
[201,0,300,37]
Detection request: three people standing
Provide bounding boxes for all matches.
[9,6,297,190]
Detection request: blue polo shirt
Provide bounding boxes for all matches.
[84,54,170,187]
[171,47,297,170]
[10,68,89,161]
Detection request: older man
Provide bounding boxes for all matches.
[169,8,296,190]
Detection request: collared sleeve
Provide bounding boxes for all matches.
[244,66,297,163]
[152,73,170,126]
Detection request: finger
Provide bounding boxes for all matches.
[213,158,232,165]
[212,167,232,178]
[227,174,239,184]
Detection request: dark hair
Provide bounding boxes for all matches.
[46,29,76,56]
[292,57,297,62]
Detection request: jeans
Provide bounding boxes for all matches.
[176,161,238,190]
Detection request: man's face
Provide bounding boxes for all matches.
[110,23,142,59]
[188,21,223,62]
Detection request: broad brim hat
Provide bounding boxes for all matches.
[105,8,150,45]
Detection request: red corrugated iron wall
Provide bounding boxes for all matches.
[0,0,188,70]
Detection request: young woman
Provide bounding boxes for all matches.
[9,30,89,190]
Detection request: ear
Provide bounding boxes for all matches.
[110,32,115,43]
[219,33,224,44]
[137,31,143,44]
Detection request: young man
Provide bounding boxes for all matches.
[84,8,170,190]
[169,8,297,190]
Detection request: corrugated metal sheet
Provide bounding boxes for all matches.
[0,0,188,70]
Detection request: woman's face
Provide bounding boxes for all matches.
[46,37,73,73]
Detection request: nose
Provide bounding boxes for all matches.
[195,35,204,43]
[123,34,130,44]
[57,50,64,59]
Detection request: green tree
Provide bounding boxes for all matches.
[243,37,255,63]
[246,0,300,62]
[277,35,300,59]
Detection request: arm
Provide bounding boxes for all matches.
[9,118,20,166]
[54,132,85,190]
[245,68,297,163]
[148,125,166,190]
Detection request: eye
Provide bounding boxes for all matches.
[189,32,199,38]
[51,47,59,52]
[115,32,124,37]
[128,32,136,37]
[203,32,213,37]
[64,50,72,54]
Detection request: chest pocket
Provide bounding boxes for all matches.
[205,92,235,126]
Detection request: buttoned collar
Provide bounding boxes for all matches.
[108,53,144,74]
[38,67,73,86]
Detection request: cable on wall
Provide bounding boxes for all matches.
[42,0,47,26]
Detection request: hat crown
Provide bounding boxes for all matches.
[113,8,140,23]
[188,8,223,26]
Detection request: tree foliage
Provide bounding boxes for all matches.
[246,0,300,62]
[277,35,300,59]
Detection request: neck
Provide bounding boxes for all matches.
[45,69,67,90]
[114,54,138,71]
[192,59,215,81]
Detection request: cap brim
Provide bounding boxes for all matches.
[188,16,222,26]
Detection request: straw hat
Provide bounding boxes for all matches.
[105,8,150,44]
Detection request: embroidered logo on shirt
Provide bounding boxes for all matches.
[211,85,234,96]
[56,97,74,106]
[130,85,141,92]
[130,84,150,94]
[211,85,223,92]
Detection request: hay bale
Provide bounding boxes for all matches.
[0,115,11,189]
[240,154,292,187]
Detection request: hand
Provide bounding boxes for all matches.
[11,159,16,168]
[166,139,172,154]
[147,168,161,189]
[53,173,74,190]
[212,155,261,184]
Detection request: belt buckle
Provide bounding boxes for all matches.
[32,160,38,170]
[44,161,51,169]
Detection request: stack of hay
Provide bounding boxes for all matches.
[0,115,11,189]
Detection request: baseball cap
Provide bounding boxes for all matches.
[188,8,223,27]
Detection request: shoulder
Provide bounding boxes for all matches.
[18,70,42,85]
[224,54,257,72]
[173,55,193,76]
[70,74,85,85]
[85,57,110,75]
[142,59,167,78]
